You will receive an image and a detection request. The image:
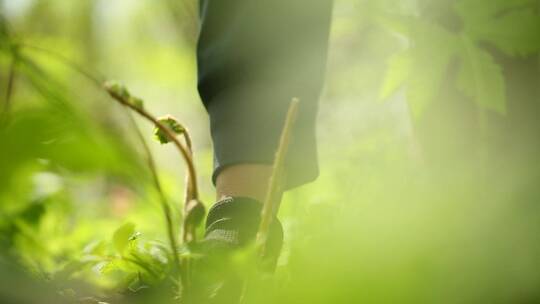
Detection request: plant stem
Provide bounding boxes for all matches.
[19,43,104,86]
[123,256,160,279]
[126,112,182,272]
[16,43,201,293]
[1,54,16,124]
[106,86,200,294]
[256,98,299,256]
[105,88,199,201]
[16,43,199,201]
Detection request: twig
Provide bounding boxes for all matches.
[256,98,300,256]
[105,88,199,200]
[15,48,192,251]
[105,84,203,294]
[126,112,181,272]
[15,42,202,294]
[15,44,199,202]
[15,43,204,293]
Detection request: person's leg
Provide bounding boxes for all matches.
[196,0,333,261]
[194,1,333,300]
[215,164,272,202]
[197,0,333,193]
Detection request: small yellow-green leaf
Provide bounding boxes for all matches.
[153,115,185,144]
[379,49,411,101]
[113,222,135,255]
[103,80,130,99]
[129,96,144,110]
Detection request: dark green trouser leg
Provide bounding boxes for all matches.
[197,0,333,189]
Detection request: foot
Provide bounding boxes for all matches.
[191,196,283,303]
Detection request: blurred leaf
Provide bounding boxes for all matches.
[457,36,506,114]
[1,55,144,179]
[463,9,540,57]
[0,109,54,195]
[375,13,414,37]
[0,14,11,51]
[454,0,538,22]
[123,240,170,282]
[379,49,411,100]
[83,240,107,256]
[113,222,135,255]
[17,55,76,115]
[126,251,161,280]
[378,17,458,118]
[18,200,47,227]
[54,260,92,281]
[103,80,130,100]
[127,273,150,293]
[405,48,453,119]
[96,259,120,275]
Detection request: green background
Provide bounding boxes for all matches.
[1,0,539,303]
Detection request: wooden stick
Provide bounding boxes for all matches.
[256,98,299,256]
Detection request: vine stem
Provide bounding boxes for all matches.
[13,43,201,292]
[1,53,16,124]
[106,85,200,294]
[256,98,299,256]
[125,112,181,272]
[17,43,199,201]
[18,43,104,86]
[105,87,199,201]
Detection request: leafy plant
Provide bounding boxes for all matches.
[378,0,540,118]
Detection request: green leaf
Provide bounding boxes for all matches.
[465,10,540,57]
[454,0,537,22]
[0,17,10,51]
[375,13,415,38]
[405,45,454,119]
[104,80,145,109]
[96,259,120,274]
[379,49,411,100]
[153,115,185,144]
[379,18,458,118]
[113,222,136,255]
[83,240,107,256]
[457,36,506,114]
[129,96,144,110]
[103,80,130,100]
